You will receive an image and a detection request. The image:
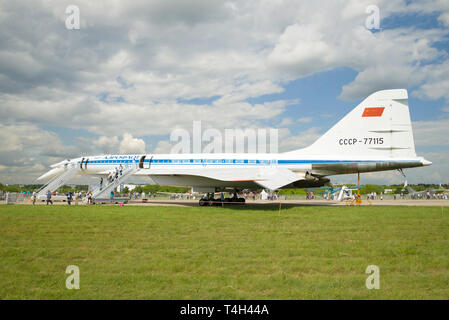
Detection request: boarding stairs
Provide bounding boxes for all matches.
[36,163,80,197]
[90,165,139,202]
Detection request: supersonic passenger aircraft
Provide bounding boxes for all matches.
[37,89,431,203]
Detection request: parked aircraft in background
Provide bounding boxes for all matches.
[403,181,443,198]
[312,185,364,201]
[37,89,431,205]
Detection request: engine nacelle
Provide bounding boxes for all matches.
[291,174,330,188]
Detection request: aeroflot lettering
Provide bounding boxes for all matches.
[104,155,140,160]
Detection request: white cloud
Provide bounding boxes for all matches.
[413,150,449,183]
[78,133,146,155]
[90,136,120,154]
[413,118,449,147]
[265,2,447,100]
[0,124,79,159]
[0,0,449,183]
[268,24,334,78]
[119,133,146,154]
[297,117,312,123]
[412,62,449,103]
[340,64,421,101]
[279,117,294,127]
[278,127,322,152]
[438,12,449,26]
[0,124,82,182]
[152,140,173,154]
[278,117,312,131]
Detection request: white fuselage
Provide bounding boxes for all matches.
[67,152,427,190]
[36,89,432,192]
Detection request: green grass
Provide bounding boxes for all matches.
[0,204,448,299]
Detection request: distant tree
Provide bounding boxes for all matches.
[394,186,403,194]
[360,184,384,195]
[278,188,307,195]
[142,185,189,194]
[412,185,426,192]
[4,185,21,193]
[74,185,88,191]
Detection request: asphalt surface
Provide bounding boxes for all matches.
[2,199,449,207]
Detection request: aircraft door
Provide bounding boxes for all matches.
[139,155,153,169]
[145,156,153,169]
[139,155,146,169]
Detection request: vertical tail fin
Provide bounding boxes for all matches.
[292,89,417,158]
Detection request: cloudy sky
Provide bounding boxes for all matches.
[0,0,448,185]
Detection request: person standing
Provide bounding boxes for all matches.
[67,191,73,205]
[110,190,114,203]
[100,177,103,190]
[46,190,53,205]
[32,191,37,205]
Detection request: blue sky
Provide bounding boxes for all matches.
[0,0,448,184]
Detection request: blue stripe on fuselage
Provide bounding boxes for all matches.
[81,159,416,165]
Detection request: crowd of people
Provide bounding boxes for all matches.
[106,164,124,186]
[2,183,449,205]
[39,190,87,205]
[402,191,449,200]
[366,192,382,200]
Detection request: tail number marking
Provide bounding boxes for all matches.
[339,138,384,145]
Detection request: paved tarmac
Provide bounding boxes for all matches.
[2,199,449,207]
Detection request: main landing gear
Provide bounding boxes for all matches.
[198,191,246,206]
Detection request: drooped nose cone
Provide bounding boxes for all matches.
[421,158,432,166]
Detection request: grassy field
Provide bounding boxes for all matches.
[0,204,448,299]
